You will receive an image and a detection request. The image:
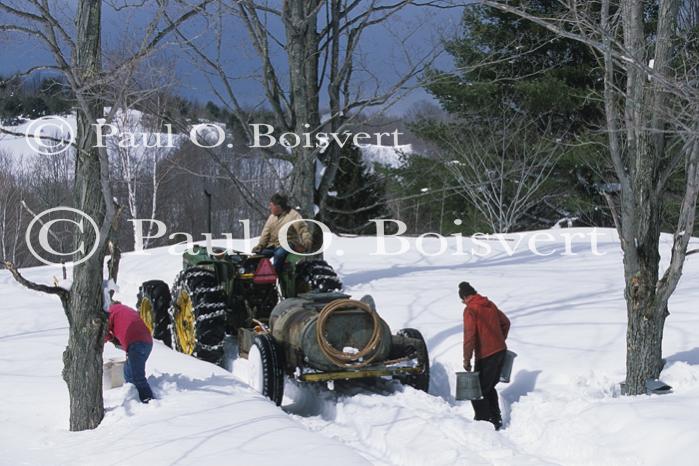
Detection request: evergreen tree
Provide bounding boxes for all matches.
[424,1,602,129]
[385,152,485,235]
[321,145,390,235]
[0,75,72,123]
[416,1,614,230]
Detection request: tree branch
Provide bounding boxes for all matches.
[2,260,70,302]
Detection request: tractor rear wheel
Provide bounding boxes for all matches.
[395,328,430,393]
[170,267,228,366]
[247,333,284,406]
[137,280,172,347]
[295,259,343,294]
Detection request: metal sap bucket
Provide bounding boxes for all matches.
[499,350,517,383]
[620,379,673,396]
[455,371,483,401]
[103,359,125,389]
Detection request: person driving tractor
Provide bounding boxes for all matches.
[252,193,313,274]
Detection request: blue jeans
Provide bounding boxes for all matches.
[124,341,154,402]
[261,247,288,275]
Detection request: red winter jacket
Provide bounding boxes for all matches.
[105,303,153,350]
[463,294,510,364]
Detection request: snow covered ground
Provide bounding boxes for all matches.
[0,114,76,164]
[1,228,699,465]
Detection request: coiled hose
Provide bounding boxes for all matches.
[315,299,382,368]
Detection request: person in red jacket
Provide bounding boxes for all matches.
[460,281,510,430]
[105,303,154,403]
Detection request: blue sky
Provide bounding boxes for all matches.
[0,1,459,115]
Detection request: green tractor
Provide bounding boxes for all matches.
[137,245,342,365]
[138,245,430,405]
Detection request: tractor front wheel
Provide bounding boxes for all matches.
[395,328,430,393]
[246,333,284,406]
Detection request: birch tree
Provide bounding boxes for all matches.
[106,67,180,249]
[0,152,26,265]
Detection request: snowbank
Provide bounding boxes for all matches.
[2,228,699,465]
[0,253,367,466]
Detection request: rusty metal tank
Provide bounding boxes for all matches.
[269,292,393,372]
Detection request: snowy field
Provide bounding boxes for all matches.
[1,228,699,465]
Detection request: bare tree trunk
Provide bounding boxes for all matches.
[621,212,666,392]
[482,0,692,396]
[285,0,322,216]
[618,0,679,395]
[626,298,668,390]
[317,0,344,217]
[63,0,107,431]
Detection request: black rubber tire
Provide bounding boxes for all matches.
[396,328,430,393]
[169,267,228,366]
[137,280,172,347]
[295,259,343,293]
[250,333,285,406]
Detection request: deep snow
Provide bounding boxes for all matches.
[1,228,699,465]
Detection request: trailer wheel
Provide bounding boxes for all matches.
[137,280,172,347]
[247,334,284,406]
[396,328,430,393]
[295,259,343,293]
[170,267,228,366]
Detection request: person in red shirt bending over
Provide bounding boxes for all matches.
[460,281,510,430]
[105,303,154,403]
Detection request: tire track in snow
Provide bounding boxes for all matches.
[283,382,554,466]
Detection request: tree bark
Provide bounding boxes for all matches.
[63,0,107,431]
[285,0,322,216]
[623,240,666,393]
[625,298,667,391]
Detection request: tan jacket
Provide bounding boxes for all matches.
[254,208,313,251]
